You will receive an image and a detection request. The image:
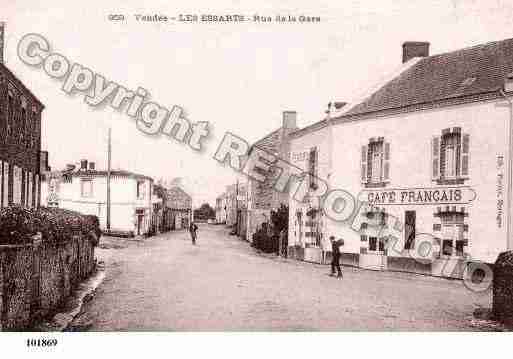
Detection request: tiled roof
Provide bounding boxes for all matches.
[0,63,44,108]
[251,128,282,154]
[344,38,513,116]
[69,169,153,181]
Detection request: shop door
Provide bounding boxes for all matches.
[296,211,303,245]
[137,215,143,235]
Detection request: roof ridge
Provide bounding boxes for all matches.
[426,37,513,60]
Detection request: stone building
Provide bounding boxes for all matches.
[0,23,45,209]
[245,111,298,242]
[288,39,513,278]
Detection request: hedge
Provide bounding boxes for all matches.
[0,206,100,246]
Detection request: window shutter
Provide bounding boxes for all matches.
[35,174,40,207]
[431,136,441,180]
[3,162,9,206]
[383,142,391,182]
[14,166,22,204]
[0,161,3,208]
[28,172,32,208]
[361,145,368,184]
[460,133,470,177]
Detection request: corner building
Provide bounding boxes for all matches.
[288,39,513,278]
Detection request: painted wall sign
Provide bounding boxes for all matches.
[358,186,476,205]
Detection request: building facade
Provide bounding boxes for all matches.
[166,185,192,230]
[288,39,513,279]
[245,111,297,242]
[41,159,154,236]
[225,182,247,228]
[215,192,227,224]
[0,59,44,209]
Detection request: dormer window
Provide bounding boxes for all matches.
[432,127,469,184]
[361,137,390,187]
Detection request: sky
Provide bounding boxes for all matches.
[3,0,513,207]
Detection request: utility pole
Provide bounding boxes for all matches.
[107,128,111,232]
[235,179,239,234]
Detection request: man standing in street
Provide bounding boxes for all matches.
[189,221,198,245]
[330,236,344,278]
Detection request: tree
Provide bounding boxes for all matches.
[194,203,216,220]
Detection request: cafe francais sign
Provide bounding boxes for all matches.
[358,186,476,206]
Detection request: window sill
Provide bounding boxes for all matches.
[434,178,467,185]
[363,181,389,188]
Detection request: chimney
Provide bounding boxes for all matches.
[89,162,95,170]
[282,111,297,129]
[402,41,430,63]
[0,22,4,64]
[80,159,88,170]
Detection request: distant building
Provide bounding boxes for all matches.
[41,159,154,236]
[153,182,173,232]
[0,23,45,209]
[225,183,247,228]
[166,185,192,230]
[215,192,227,224]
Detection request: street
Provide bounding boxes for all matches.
[70,224,493,331]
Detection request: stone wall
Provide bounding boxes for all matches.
[0,233,96,331]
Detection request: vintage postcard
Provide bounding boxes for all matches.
[1,0,512,356]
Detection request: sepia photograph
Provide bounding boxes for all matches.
[1,0,513,356]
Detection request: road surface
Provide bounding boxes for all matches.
[69,224,493,331]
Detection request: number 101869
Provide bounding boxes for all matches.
[27,338,58,347]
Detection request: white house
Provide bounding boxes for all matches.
[216,192,227,224]
[288,39,513,279]
[41,159,154,236]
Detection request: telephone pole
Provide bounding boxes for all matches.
[107,128,112,232]
[235,179,239,234]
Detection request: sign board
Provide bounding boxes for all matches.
[358,186,476,206]
[291,151,309,162]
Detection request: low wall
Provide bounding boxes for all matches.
[0,234,96,331]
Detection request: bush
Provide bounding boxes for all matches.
[0,206,100,246]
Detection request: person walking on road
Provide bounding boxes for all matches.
[329,236,344,278]
[189,221,198,245]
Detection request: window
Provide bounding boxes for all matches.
[13,166,22,204]
[432,127,469,183]
[369,237,377,251]
[404,211,416,250]
[20,107,26,144]
[3,162,9,206]
[7,95,13,137]
[368,236,385,252]
[439,211,466,257]
[81,179,93,198]
[361,138,390,186]
[137,181,145,199]
[308,147,318,190]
